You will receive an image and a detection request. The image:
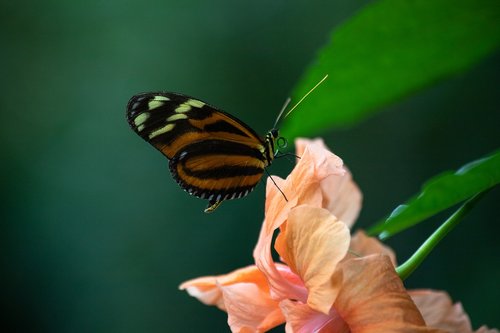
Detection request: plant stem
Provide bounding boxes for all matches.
[396,191,488,280]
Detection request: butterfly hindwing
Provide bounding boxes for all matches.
[126,92,273,211]
[170,139,265,203]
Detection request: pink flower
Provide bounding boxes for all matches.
[180,138,496,333]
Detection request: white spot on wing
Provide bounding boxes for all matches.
[134,113,150,128]
[149,123,175,139]
[186,99,205,108]
[148,100,164,110]
[175,103,191,113]
[167,113,188,122]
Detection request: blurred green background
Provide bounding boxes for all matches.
[2,0,498,332]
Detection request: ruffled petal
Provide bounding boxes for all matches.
[294,138,345,182]
[294,138,325,157]
[181,265,285,332]
[221,282,284,332]
[348,230,397,266]
[295,138,362,227]
[263,138,347,231]
[280,299,349,333]
[475,327,500,333]
[320,166,362,227]
[253,195,305,301]
[279,205,350,314]
[180,277,226,310]
[179,265,270,311]
[334,254,442,333]
[409,290,498,333]
[254,140,349,300]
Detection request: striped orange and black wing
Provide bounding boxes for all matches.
[126,92,270,212]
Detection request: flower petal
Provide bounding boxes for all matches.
[181,266,285,332]
[348,230,397,266]
[475,327,500,333]
[409,290,498,333]
[179,265,270,311]
[279,205,350,314]
[334,254,442,333]
[294,138,324,157]
[295,138,362,227]
[320,165,362,227]
[221,282,284,332]
[254,140,350,301]
[263,138,346,231]
[280,299,349,333]
[253,200,306,301]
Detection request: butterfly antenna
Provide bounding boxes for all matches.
[284,74,328,119]
[273,97,291,129]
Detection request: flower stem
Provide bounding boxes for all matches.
[396,191,489,281]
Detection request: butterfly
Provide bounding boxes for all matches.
[126,76,327,213]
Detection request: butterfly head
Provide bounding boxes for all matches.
[264,128,287,166]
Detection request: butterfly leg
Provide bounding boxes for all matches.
[204,200,223,213]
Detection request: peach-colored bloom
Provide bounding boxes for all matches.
[180,265,284,332]
[253,139,361,307]
[180,138,496,333]
[409,290,499,333]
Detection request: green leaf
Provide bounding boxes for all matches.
[282,0,500,138]
[368,150,500,238]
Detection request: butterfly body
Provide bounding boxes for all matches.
[126,92,279,212]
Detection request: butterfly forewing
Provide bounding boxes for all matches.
[126,92,271,211]
[127,93,264,158]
